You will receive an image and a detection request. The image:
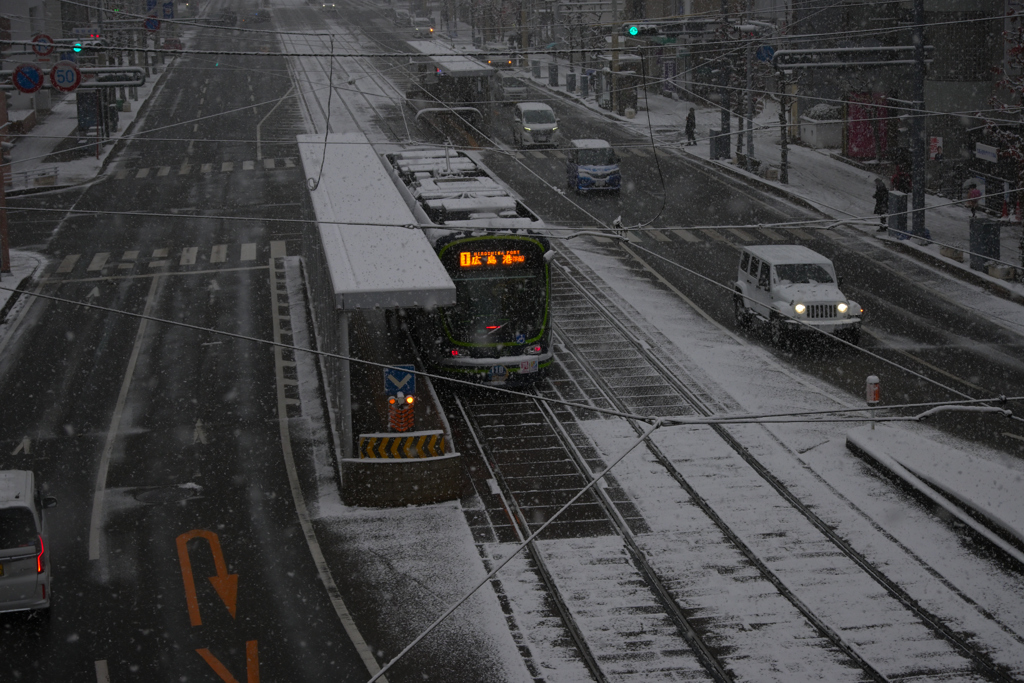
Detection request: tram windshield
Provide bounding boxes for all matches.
[448,271,547,343]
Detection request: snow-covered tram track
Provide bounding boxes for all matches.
[544,250,1019,682]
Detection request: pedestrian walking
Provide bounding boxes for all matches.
[873,178,889,231]
[685,107,696,146]
[966,182,982,218]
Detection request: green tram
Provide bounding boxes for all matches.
[385,149,553,384]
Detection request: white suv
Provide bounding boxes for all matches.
[511,102,559,148]
[733,245,862,345]
[0,471,57,615]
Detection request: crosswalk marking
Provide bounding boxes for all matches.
[240,243,257,261]
[157,166,171,177]
[701,229,730,243]
[550,150,566,159]
[283,158,296,168]
[263,158,275,169]
[201,163,213,174]
[211,244,228,263]
[221,162,234,172]
[790,228,814,240]
[135,168,150,179]
[243,160,255,171]
[87,253,109,271]
[528,150,547,159]
[152,248,168,258]
[759,227,786,241]
[728,228,757,242]
[673,229,701,243]
[56,255,80,273]
[270,241,287,258]
[123,250,139,261]
[179,163,191,175]
[115,169,128,180]
[821,228,843,240]
[180,247,198,266]
[648,230,672,242]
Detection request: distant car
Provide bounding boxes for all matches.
[511,102,559,148]
[499,71,527,105]
[322,1,337,9]
[733,244,863,346]
[411,16,434,36]
[392,9,411,25]
[0,471,57,615]
[566,139,620,193]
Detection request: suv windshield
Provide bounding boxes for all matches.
[577,149,615,165]
[523,109,555,124]
[0,507,38,549]
[775,263,834,285]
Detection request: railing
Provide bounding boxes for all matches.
[4,166,60,189]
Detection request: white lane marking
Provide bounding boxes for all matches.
[157,166,170,177]
[57,254,80,273]
[263,158,275,169]
[283,158,295,168]
[115,169,128,180]
[11,437,31,455]
[269,260,388,682]
[152,248,168,258]
[270,240,287,258]
[240,243,257,261]
[87,253,110,271]
[243,160,255,171]
[221,161,234,173]
[186,140,195,155]
[648,230,672,242]
[728,228,757,242]
[759,227,786,241]
[1004,432,1024,443]
[135,168,150,179]
[95,660,110,683]
[89,274,161,561]
[201,163,212,174]
[210,244,228,263]
[122,250,139,261]
[180,247,198,266]
[179,162,191,175]
[196,109,202,117]
[192,124,198,133]
[487,478,501,495]
[199,98,204,105]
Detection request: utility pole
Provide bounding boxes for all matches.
[745,13,754,168]
[719,0,730,149]
[910,0,926,237]
[1,173,9,275]
[611,0,619,114]
[778,74,789,184]
[521,0,529,66]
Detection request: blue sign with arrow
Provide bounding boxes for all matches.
[384,364,416,397]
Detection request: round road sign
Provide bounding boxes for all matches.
[144,15,161,31]
[50,60,83,93]
[13,63,45,94]
[32,34,56,57]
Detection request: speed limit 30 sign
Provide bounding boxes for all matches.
[50,60,82,92]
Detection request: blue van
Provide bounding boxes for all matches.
[566,139,621,193]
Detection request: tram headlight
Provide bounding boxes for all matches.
[794,303,806,314]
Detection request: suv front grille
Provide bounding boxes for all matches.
[807,304,837,319]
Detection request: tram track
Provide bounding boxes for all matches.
[539,246,1023,682]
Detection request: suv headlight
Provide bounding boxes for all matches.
[794,303,806,314]
[523,127,531,131]
[837,302,848,313]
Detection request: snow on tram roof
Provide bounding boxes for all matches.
[406,40,496,78]
[297,133,455,311]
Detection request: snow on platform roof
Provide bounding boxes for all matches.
[570,139,611,149]
[741,244,832,265]
[297,133,455,311]
[406,40,496,78]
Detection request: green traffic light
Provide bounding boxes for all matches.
[629,25,638,36]
[73,42,82,52]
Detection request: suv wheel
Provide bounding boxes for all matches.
[769,313,788,347]
[733,295,749,329]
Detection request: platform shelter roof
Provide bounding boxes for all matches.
[406,40,496,78]
[297,133,456,311]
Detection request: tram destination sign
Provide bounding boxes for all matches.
[459,249,527,268]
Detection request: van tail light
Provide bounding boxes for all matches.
[37,535,45,574]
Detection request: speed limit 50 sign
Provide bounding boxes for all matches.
[50,60,82,93]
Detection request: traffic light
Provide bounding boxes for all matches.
[623,23,658,37]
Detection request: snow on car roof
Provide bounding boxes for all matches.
[570,139,611,149]
[517,101,554,111]
[742,244,833,265]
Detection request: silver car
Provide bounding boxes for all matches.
[512,102,560,148]
[0,471,57,615]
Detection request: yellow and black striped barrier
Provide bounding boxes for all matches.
[357,430,448,459]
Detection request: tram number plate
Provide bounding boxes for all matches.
[487,365,509,383]
[519,359,538,374]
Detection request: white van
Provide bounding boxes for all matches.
[511,102,559,148]
[0,471,57,614]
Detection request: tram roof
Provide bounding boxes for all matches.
[406,40,496,77]
[297,133,456,311]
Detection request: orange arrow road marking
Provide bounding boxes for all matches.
[196,641,259,683]
[176,529,239,626]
